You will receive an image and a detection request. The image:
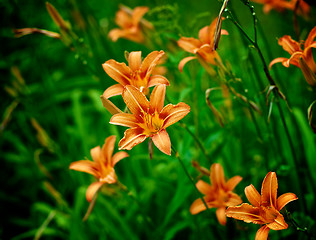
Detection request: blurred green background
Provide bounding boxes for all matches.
[1,0,315,239]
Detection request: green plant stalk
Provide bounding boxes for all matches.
[226,6,310,213]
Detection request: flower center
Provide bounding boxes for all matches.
[131,70,148,94]
[99,167,117,184]
[140,111,164,136]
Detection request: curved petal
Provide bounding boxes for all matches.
[160,102,191,129]
[245,184,261,207]
[198,26,210,44]
[69,160,98,177]
[276,193,298,211]
[102,135,116,165]
[190,198,215,215]
[216,207,227,226]
[140,50,165,79]
[122,85,150,115]
[128,51,142,72]
[226,203,265,224]
[178,56,197,72]
[260,172,278,208]
[115,9,132,28]
[266,211,288,230]
[147,75,170,87]
[150,84,166,113]
[303,42,316,73]
[108,28,125,42]
[111,151,129,167]
[304,26,316,49]
[210,163,226,191]
[118,127,147,150]
[196,45,218,65]
[226,192,243,206]
[132,6,149,26]
[226,176,242,191]
[151,129,171,155]
[102,60,131,86]
[255,225,270,240]
[278,35,301,54]
[196,180,213,195]
[90,146,101,163]
[110,113,139,128]
[269,57,289,69]
[86,181,104,202]
[178,37,201,53]
[103,84,125,98]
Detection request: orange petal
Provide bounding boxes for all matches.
[269,57,289,69]
[198,26,210,45]
[90,146,101,163]
[226,192,243,206]
[216,207,227,226]
[110,113,139,128]
[177,37,201,53]
[108,28,124,42]
[160,102,191,129]
[86,181,104,202]
[115,9,131,29]
[122,85,150,116]
[278,35,301,55]
[151,129,171,155]
[190,198,216,214]
[102,60,131,86]
[245,184,261,207]
[266,211,288,230]
[103,84,124,98]
[128,51,142,71]
[111,151,129,167]
[225,176,242,191]
[140,50,165,79]
[131,6,149,26]
[102,135,116,165]
[178,56,197,72]
[69,160,98,177]
[196,180,213,195]
[119,127,147,150]
[147,75,170,87]
[304,26,316,49]
[226,203,265,224]
[303,42,316,73]
[196,45,218,65]
[255,225,270,240]
[210,163,226,191]
[150,84,166,113]
[260,172,278,208]
[276,193,298,211]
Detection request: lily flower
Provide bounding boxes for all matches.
[177,17,228,72]
[269,27,316,86]
[226,172,298,240]
[102,50,170,98]
[190,163,243,225]
[108,5,153,43]
[252,0,310,15]
[69,136,128,202]
[110,84,190,155]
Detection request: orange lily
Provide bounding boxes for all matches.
[69,136,128,202]
[102,51,170,98]
[177,17,228,72]
[190,163,242,225]
[108,5,153,43]
[110,84,190,155]
[252,0,310,15]
[226,172,298,240]
[269,27,316,86]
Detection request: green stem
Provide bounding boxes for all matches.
[171,146,211,215]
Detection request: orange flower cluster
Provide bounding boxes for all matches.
[270,26,316,86]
